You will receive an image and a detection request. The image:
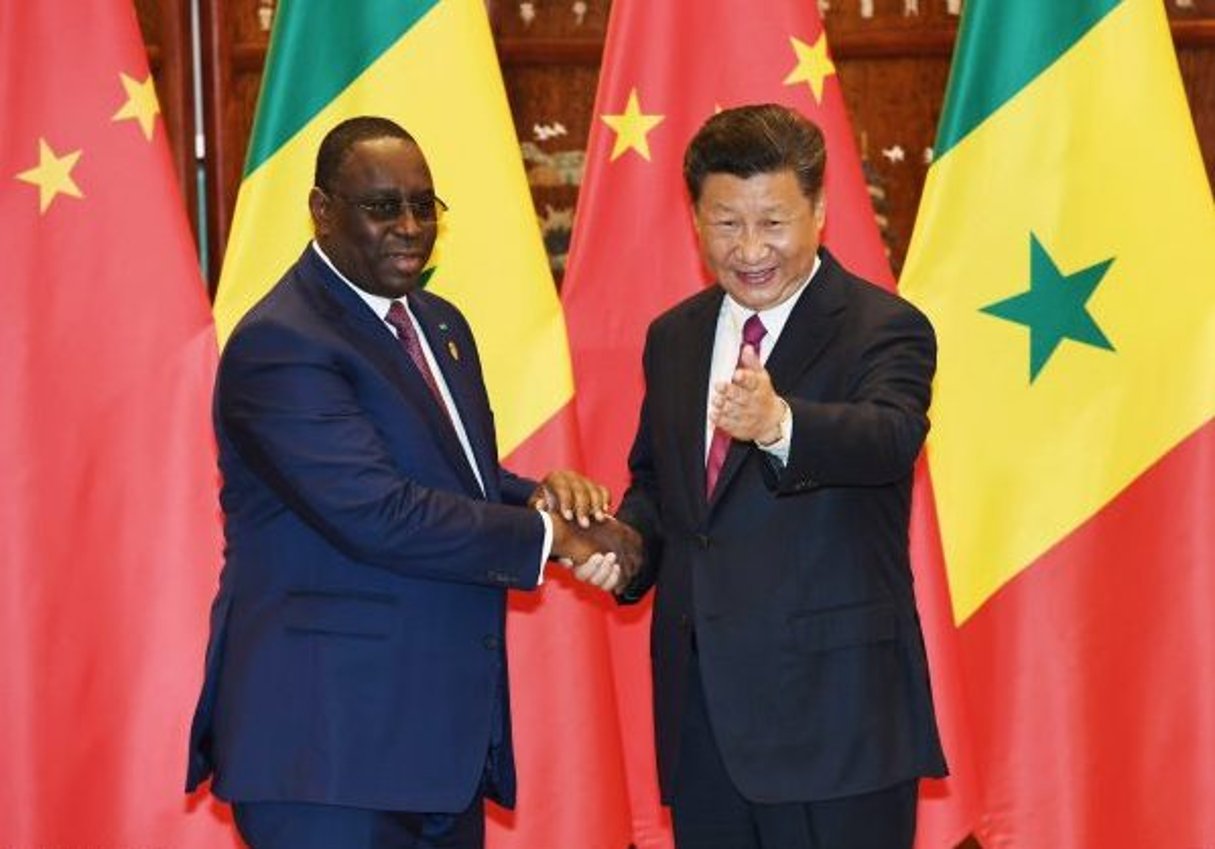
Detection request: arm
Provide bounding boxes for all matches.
[614,334,666,604]
[777,305,935,490]
[219,322,544,590]
[711,302,936,491]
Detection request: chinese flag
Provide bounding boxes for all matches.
[902,0,1215,845]
[560,3,930,848]
[0,2,232,846]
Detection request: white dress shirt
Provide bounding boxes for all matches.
[706,255,821,466]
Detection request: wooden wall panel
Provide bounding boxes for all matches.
[199,0,274,287]
[133,0,197,230]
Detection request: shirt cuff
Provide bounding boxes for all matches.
[756,398,792,465]
[536,509,553,586]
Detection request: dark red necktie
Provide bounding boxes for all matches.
[385,300,450,417]
[706,313,767,498]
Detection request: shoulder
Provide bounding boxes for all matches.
[820,251,933,338]
[222,260,340,367]
[410,287,473,333]
[646,284,721,341]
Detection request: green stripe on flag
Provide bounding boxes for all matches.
[934,0,1120,158]
[244,0,438,175]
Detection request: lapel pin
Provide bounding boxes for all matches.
[448,340,460,361]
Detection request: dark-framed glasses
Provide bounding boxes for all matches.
[324,190,448,225]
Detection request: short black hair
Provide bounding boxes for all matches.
[314,116,414,191]
[683,104,826,203]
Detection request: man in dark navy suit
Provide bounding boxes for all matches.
[186,116,626,849]
[615,104,947,849]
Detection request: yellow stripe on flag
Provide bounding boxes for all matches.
[901,0,1215,624]
[214,0,568,456]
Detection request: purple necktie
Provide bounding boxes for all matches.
[706,313,767,498]
[385,300,449,417]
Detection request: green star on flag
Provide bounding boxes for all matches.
[982,233,1115,381]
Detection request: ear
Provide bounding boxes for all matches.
[812,191,827,233]
[308,186,331,235]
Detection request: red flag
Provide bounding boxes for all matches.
[561,3,916,846]
[491,410,633,849]
[1,2,231,846]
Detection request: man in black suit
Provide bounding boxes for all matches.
[614,104,947,849]
[186,116,626,849]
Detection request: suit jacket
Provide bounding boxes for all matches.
[618,249,947,805]
[186,247,546,814]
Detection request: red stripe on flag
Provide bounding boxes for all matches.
[950,419,1215,847]
[489,402,634,849]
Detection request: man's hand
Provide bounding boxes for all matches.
[530,469,612,528]
[576,517,644,592]
[548,514,643,593]
[709,345,785,444]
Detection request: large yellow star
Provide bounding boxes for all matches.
[16,138,84,214]
[783,34,836,104]
[600,88,664,162]
[112,72,160,139]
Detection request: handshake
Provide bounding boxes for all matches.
[531,470,643,594]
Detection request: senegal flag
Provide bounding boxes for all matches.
[211,2,631,846]
[901,0,1215,845]
[214,0,566,453]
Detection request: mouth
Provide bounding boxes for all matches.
[732,266,778,287]
[384,250,428,276]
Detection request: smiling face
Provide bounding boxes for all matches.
[693,168,825,312]
[310,136,438,299]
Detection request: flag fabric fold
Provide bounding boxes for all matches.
[561,3,904,847]
[211,2,631,846]
[901,0,1215,844]
[1,1,230,846]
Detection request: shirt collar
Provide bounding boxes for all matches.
[721,252,822,341]
[311,240,402,322]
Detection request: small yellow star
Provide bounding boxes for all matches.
[112,72,160,139]
[784,34,836,104]
[16,138,84,214]
[601,88,665,162]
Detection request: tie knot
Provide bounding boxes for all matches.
[742,314,767,348]
[385,300,411,334]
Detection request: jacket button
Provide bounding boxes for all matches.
[696,534,710,549]
[483,635,500,650]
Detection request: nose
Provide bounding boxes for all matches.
[390,206,425,238]
[736,224,769,264]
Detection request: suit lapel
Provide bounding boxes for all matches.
[408,293,500,501]
[763,256,847,395]
[672,289,724,521]
[300,251,485,499]
[708,253,847,509]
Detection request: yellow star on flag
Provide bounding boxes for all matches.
[16,138,84,214]
[601,88,664,161]
[112,72,160,139]
[784,34,836,103]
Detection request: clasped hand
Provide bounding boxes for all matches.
[530,470,642,593]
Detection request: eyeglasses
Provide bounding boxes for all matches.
[323,190,448,225]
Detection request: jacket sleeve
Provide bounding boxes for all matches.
[218,320,546,590]
[769,303,936,493]
[615,328,667,604]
